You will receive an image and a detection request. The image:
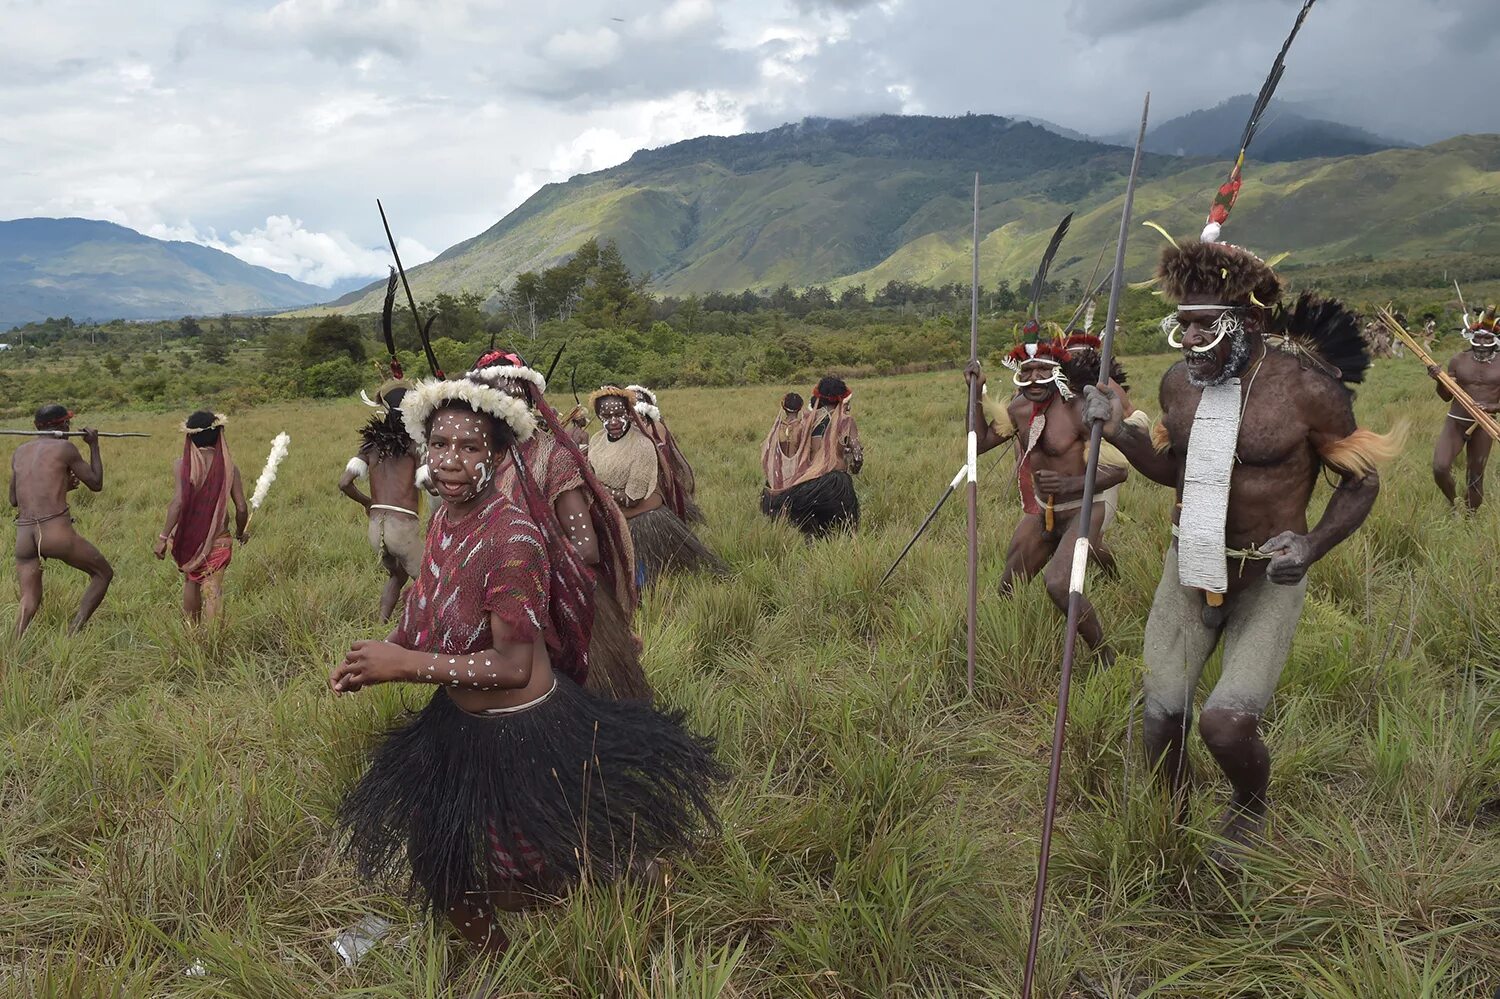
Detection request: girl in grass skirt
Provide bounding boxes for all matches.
[331,372,724,952]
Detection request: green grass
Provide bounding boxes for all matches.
[2,354,1498,996]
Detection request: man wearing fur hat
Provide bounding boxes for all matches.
[340,380,422,622]
[1429,308,1500,510]
[1086,235,1399,860]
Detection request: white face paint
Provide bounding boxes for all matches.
[426,406,497,505]
[598,399,630,440]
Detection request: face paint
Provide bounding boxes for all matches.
[1014,362,1065,402]
[597,399,630,440]
[426,406,497,505]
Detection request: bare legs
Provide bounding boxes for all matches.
[1433,419,1490,510]
[13,523,113,639]
[182,569,226,625]
[1001,510,1117,664]
[379,567,409,623]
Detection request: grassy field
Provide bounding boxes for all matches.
[2,352,1498,997]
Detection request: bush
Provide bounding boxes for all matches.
[296,358,364,399]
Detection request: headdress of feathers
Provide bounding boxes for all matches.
[1004,213,1072,373]
[625,384,661,422]
[1060,334,1131,395]
[1261,291,1370,385]
[1463,307,1499,344]
[1147,0,1316,309]
[360,270,414,410]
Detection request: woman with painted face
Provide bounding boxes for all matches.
[331,372,724,953]
[465,349,651,701]
[587,386,727,587]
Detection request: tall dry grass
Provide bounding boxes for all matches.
[1,354,1496,997]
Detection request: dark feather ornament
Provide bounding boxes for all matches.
[1268,291,1369,385]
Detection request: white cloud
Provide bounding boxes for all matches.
[541,26,622,70]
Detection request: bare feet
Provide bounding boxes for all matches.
[1209,800,1266,871]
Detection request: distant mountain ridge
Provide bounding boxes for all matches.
[320,112,1496,316]
[1103,95,1409,161]
[0,218,334,329]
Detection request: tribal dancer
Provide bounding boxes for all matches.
[1429,307,1500,510]
[340,378,422,622]
[466,350,651,701]
[1085,86,1400,858]
[760,392,809,499]
[332,370,723,954]
[760,376,863,538]
[154,411,250,625]
[562,404,591,452]
[969,327,1134,665]
[588,386,727,585]
[9,404,112,638]
[629,385,703,523]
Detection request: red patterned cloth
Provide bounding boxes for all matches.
[186,536,233,584]
[392,494,552,656]
[173,439,234,576]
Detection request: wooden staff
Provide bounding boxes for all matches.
[1020,92,1149,999]
[0,430,150,438]
[1379,307,1500,442]
[965,172,981,696]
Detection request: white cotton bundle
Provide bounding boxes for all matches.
[250,432,291,510]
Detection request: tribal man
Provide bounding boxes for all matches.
[562,404,591,453]
[760,376,863,538]
[466,351,651,700]
[629,385,702,523]
[589,386,726,586]
[1429,307,1500,510]
[154,411,250,624]
[9,404,112,638]
[340,379,422,622]
[968,331,1135,665]
[760,392,809,500]
[1086,241,1398,861]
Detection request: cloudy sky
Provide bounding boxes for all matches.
[5,0,1495,288]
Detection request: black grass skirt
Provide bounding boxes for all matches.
[336,679,725,915]
[760,470,859,538]
[584,585,654,702]
[628,506,728,584]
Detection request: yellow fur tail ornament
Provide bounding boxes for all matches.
[1317,422,1409,479]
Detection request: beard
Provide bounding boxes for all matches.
[1186,329,1253,388]
[1473,344,1497,363]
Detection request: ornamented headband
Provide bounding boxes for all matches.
[180,413,228,434]
[399,377,537,448]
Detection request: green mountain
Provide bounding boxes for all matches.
[0,218,332,330]
[324,116,1500,313]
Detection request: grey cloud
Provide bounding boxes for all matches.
[1064,0,1218,37]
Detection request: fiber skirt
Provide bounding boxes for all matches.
[336,678,725,915]
[584,584,653,702]
[761,470,859,538]
[628,506,728,584]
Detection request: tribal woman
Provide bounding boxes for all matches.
[759,392,809,498]
[588,386,727,586]
[760,376,863,538]
[628,384,703,523]
[466,349,652,700]
[332,370,724,953]
[154,411,249,624]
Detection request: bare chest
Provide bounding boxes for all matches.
[1454,355,1500,401]
[1164,386,1309,468]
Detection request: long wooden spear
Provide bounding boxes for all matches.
[965,172,982,696]
[0,430,150,438]
[1020,92,1150,999]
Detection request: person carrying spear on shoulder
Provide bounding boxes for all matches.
[9,404,113,638]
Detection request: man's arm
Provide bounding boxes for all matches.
[67,431,104,491]
[230,467,250,541]
[965,364,1014,455]
[1261,376,1382,584]
[155,460,186,558]
[339,450,373,509]
[1084,375,1179,487]
[1428,358,1457,402]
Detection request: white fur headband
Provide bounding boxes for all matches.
[468,364,547,393]
[400,377,537,448]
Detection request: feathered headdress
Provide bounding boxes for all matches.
[469,349,547,392]
[1150,0,1317,308]
[1004,213,1073,373]
[590,385,636,411]
[1464,307,1499,344]
[360,269,413,410]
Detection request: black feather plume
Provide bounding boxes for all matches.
[1029,213,1073,322]
[1236,0,1317,164]
[570,362,580,405]
[544,341,568,386]
[1271,291,1369,385]
[380,268,399,363]
[420,315,442,378]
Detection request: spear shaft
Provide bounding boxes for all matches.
[377,199,443,377]
[0,430,150,438]
[965,172,981,696]
[1020,92,1149,999]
